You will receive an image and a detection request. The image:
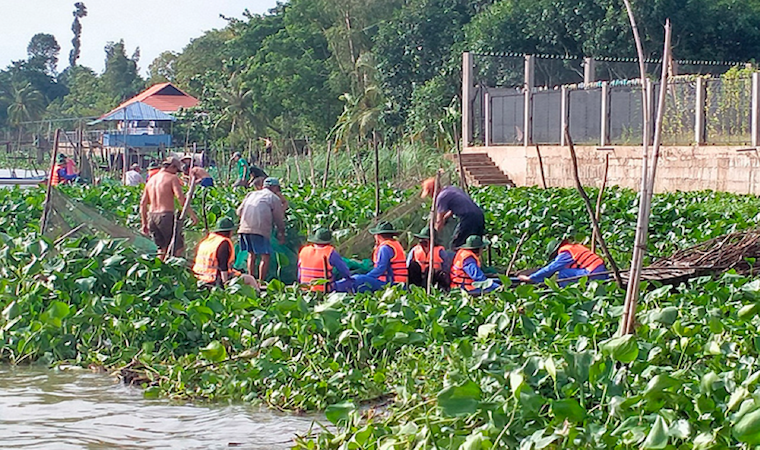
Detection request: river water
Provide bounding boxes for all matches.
[0,366,318,449]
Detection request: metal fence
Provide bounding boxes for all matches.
[467,52,757,147]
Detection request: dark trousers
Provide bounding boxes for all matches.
[408,261,450,291]
[452,212,486,248]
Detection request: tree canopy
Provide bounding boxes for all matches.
[1,0,760,148]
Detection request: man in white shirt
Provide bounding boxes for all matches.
[236,177,286,281]
[125,164,144,186]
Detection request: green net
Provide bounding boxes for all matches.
[44,189,157,253]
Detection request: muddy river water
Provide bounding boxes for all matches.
[0,366,318,449]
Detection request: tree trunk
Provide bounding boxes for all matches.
[322,140,333,189]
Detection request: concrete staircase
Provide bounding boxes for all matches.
[456,152,515,187]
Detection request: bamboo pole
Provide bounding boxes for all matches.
[564,127,623,287]
[619,0,654,335]
[40,129,61,235]
[623,21,672,335]
[535,145,547,189]
[322,140,333,189]
[373,130,380,218]
[167,176,197,259]
[306,136,316,186]
[454,126,469,194]
[427,171,441,295]
[591,153,610,254]
[506,230,530,276]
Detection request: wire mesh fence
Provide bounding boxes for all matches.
[470,52,754,147]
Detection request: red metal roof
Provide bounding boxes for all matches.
[110,83,199,114]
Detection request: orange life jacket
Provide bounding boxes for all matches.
[50,163,64,186]
[410,244,444,272]
[372,239,408,283]
[147,168,160,179]
[559,244,604,272]
[192,233,237,284]
[298,244,334,292]
[450,249,479,291]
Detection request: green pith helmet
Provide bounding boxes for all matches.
[413,226,441,244]
[214,217,236,232]
[308,228,332,244]
[546,237,569,260]
[459,235,490,250]
[57,154,67,163]
[369,220,401,235]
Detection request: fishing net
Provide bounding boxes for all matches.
[43,189,157,253]
[335,196,457,260]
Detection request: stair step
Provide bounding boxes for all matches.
[457,152,514,187]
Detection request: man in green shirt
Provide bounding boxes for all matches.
[232,152,250,187]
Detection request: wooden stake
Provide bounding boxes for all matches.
[506,230,530,276]
[40,129,61,235]
[427,171,440,295]
[167,176,197,259]
[535,145,547,189]
[373,131,380,218]
[591,153,610,254]
[620,0,654,336]
[454,125,469,194]
[322,140,333,189]
[306,136,316,186]
[623,20,672,335]
[564,127,623,287]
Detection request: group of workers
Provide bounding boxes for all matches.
[53,150,609,294]
[187,172,610,295]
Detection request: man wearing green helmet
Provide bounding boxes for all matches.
[192,217,258,289]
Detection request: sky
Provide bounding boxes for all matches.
[0,0,280,75]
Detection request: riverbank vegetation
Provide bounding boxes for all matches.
[5,0,760,177]
[3,184,760,447]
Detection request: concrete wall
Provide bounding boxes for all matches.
[469,145,760,195]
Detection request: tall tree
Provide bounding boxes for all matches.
[27,33,61,76]
[148,51,178,84]
[101,40,143,101]
[69,2,88,67]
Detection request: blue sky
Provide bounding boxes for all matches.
[0,0,280,75]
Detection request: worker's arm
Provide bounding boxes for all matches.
[330,250,353,280]
[365,245,393,278]
[173,177,198,225]
[59,167,77,181]
[435,210,452,231]
[139,185,150,235]
[463,256,488,282]
[523,251,574,283]
[271,197,286,243]
[217,241,231,283]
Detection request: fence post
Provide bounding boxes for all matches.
[695,77,706,145]
[560,85,569,146]
[462,52,473,148]
[601,81,610,146]
[752,72,760,147]
[484,90,491,146]
[584,57,596,85]
[524,55,534,147]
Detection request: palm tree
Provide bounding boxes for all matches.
[5,82,45,153]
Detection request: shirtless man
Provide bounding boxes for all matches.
[140,156,198,258]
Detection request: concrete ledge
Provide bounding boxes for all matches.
[465,145,760,194]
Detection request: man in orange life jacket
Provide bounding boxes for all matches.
[50,154,77,186]
[353,221,408,293]
[406,226,450,289]
[450,235,500,295]
[146,161,161,181]
[518,238,608,287]
[297,228,353,292]
[192,217,258,289]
